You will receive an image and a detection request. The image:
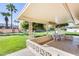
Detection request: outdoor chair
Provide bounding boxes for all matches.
[64,35,73,40]
[52,34,61,41]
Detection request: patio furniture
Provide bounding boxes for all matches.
[54,34,61,41]
[59,34,65,40]
[65,35,73,40]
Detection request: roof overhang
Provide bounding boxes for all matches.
[18,3,79,24]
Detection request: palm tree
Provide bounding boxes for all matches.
[1,12,10,28]
[6,3,17,32]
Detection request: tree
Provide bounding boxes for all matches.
[6,3,17,32]
[1,12,10,28]
[56,23,68,28]
[21,21,29,30]
[33,23,45,31]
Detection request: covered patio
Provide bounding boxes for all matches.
[18,3,79,56]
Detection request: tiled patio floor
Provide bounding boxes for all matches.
[6,48,35,56]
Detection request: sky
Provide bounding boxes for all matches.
[0,3,26,26]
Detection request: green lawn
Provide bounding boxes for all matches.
[34,31,54,37]
[34,32,47,37]
[64,31,79,36]
[0,35,27,56]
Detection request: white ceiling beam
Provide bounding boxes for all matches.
[63,3,75,23]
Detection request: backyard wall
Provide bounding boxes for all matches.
[0,29,20,33]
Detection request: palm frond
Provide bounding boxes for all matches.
[6,3,17,13]
[0,12,11,16]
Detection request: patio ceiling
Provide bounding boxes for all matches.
[18,3,79,24]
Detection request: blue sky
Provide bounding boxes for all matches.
[0,3,26,26]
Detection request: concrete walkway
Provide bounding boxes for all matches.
[6,48,35,56]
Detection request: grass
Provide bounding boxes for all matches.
[34,32,47,37]
[34,31,54,37]
[0,35,27,56]
[64,31,79,36]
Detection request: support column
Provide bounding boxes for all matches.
[45,23,49,36]
[29,21,33,40]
